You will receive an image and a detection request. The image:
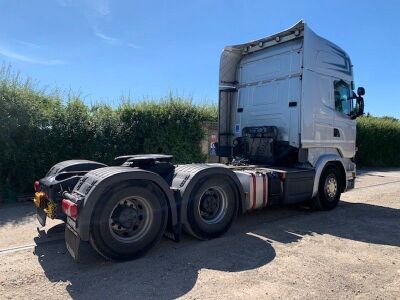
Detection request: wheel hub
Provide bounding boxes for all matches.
[109,197,150,241]
[198,187,228,224]
[325,176,337,198]
[118,207,138,228]
[201,192,220,218]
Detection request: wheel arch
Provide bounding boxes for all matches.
[45,159,107,177]
[172,165,245,227]
[74,167,177,241]
[312,155,347,197]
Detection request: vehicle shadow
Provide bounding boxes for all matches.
[249,200,400,247]
[33,228,276,299]
[33,200,399,299]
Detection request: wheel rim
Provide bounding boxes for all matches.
[197,186,228,224]
[324,174,338,201]
[108,196,153,242]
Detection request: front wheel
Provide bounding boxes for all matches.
[185,176,238,240]
[90,184,168,261]
[310,164,342,211]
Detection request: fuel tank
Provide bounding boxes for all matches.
[234,170,268,211]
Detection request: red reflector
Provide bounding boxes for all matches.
[62,199,78,219]
[34,181,40,192]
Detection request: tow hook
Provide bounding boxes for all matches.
[33,192,46,209]
[44,200,57,219]
[33,192,57,219]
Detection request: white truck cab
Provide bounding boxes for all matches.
[218,20,364,196]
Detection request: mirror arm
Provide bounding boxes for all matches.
[349,96,364,119]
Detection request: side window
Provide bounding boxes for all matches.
[334,80,351,115]
[319,77,331,106]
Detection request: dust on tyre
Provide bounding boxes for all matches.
[90,184,167,260]
[185,175,238,240]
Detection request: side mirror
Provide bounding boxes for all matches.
[350,95,364,119]
[357,87,365,117]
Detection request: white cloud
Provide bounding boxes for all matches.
[58,0,141,49]
[93,27,142,49]
[93,27,120,45]
[0,45,64,65]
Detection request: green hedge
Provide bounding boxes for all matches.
[356,116,400,168]
[0,67,217,200]
[1,67,399,200]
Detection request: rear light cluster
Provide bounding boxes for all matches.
[62,199,78,219]
[34,181,40,192]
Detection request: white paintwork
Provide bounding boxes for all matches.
[302,25,356,159]
[219,20,358,161]
[236,39,302,147]
[219,20,360,197]
[218,21,305,153]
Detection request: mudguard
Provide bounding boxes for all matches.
[37,160,107,222]
[46,160,107,177]
[70,166,177,241]
[171,164,245,225]
[312,154,347,197]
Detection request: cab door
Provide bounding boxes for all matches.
[332,80,356,158]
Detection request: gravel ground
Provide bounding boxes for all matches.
[0,169,399,299]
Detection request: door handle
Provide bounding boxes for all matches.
[334,128,340,137]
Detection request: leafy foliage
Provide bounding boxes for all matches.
[0,67,216,198]
[356,115,400,167]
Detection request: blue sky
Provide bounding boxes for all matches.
[0,0,399,117]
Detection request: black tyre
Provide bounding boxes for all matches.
[90,184,168,261]
[310,164,342,211]
[185,176,238,240]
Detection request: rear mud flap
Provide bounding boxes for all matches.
[164,223,182,242]
[36,208,47,227]
[65,224,81,262]
[164,188,182,242]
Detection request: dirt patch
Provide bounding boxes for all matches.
[0,170,399,299]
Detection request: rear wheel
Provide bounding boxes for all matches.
[185,176,238,240]
[310,164,342,211]
[90,184,167,260]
